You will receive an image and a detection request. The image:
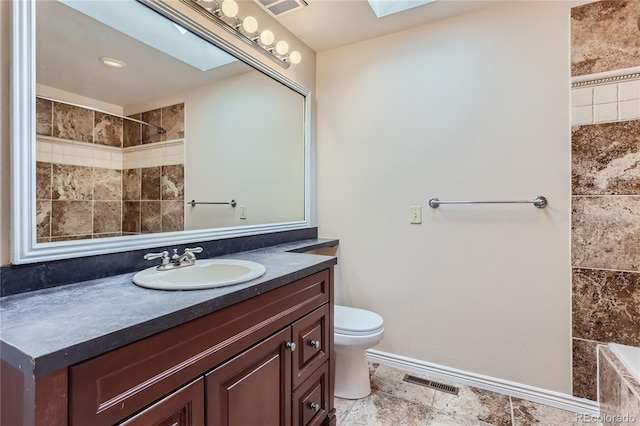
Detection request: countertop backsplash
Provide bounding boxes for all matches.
[0,228,325,297]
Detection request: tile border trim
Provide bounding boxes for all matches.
[572,66,640,88]
[367,349,600,416]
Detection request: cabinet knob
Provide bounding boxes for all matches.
[309,402,320,412]
[286,341,297,351]
[309,340,320,348]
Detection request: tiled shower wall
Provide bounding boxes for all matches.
[570,0,640,401]
[36,98,185,241]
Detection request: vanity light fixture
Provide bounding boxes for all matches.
[99,56,126,68]
[191,0,301,67]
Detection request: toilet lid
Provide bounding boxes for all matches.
[334,305,384,333]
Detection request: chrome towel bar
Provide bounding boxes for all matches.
[428,195,547,209]
[188,200,237,208]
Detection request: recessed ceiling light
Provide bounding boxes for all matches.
[99,56,127,68]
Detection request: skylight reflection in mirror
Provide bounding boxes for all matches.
[60,0,237,71]
[367,0,437,18]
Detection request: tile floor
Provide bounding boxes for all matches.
[334,364,601,425]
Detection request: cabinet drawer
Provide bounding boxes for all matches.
[119,378,204,426]
[70,270,329,426]
[292,304,330,389]
[292,362,330,426]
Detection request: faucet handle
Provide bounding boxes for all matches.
[144,250,168,260]
[183,247,203,261]
[144,251,170,266]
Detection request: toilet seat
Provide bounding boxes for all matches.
[334,305,384,335]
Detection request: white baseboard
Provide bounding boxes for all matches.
[366,349,600,416]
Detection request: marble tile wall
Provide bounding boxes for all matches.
[37,99,185,169]
[571,0,640,402]
[35,98,185,240]
[571,121,640,400]
[124,103,184,148]
[122,164,184,235]
[36,162,123,242]
[37,97,123,147]
[571,1,640,76]
[37,162,185,240]
[597,346,640,425]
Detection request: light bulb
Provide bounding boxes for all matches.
[258,29,274,46]
[220,0,238,17]
[275,40,289,56]
[288,51,302,65]
[240,16,258,34]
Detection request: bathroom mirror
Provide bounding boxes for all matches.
[11,0,310,264]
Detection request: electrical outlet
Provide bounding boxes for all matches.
[239,205,247,220]
[410,206,422,224]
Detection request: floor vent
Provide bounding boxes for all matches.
[402,374,459,396]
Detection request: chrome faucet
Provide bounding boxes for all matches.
[144,247,203,271]
[171,247,203,266]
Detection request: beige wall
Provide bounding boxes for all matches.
[119,69,305,230]
[0,0,316,265]
[182,71,305,230]
[1,1,10,265]
[317,1,573,393]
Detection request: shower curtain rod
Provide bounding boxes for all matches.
[37,95,166,134]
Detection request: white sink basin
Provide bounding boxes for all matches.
[133,259,266,290]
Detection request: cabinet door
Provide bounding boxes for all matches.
[119,378,204,426]
[206,328,292,426]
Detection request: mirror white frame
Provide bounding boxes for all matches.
[11,0,311,264]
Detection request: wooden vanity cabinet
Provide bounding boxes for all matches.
[64,269,335,426]
[206,304,330,426]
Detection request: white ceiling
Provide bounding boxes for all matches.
[37,0,503,107]
[36,1,250,109]
[263,0,504,52]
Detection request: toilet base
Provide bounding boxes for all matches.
[334,349,371,399]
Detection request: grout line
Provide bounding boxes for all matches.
[571,194,640,198]
[334,397,355,422]
[509,395,515,426]
[571,266,640,274]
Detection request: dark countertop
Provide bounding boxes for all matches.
[0,238,338,377]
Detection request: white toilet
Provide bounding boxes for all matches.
[334,304,384,399]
